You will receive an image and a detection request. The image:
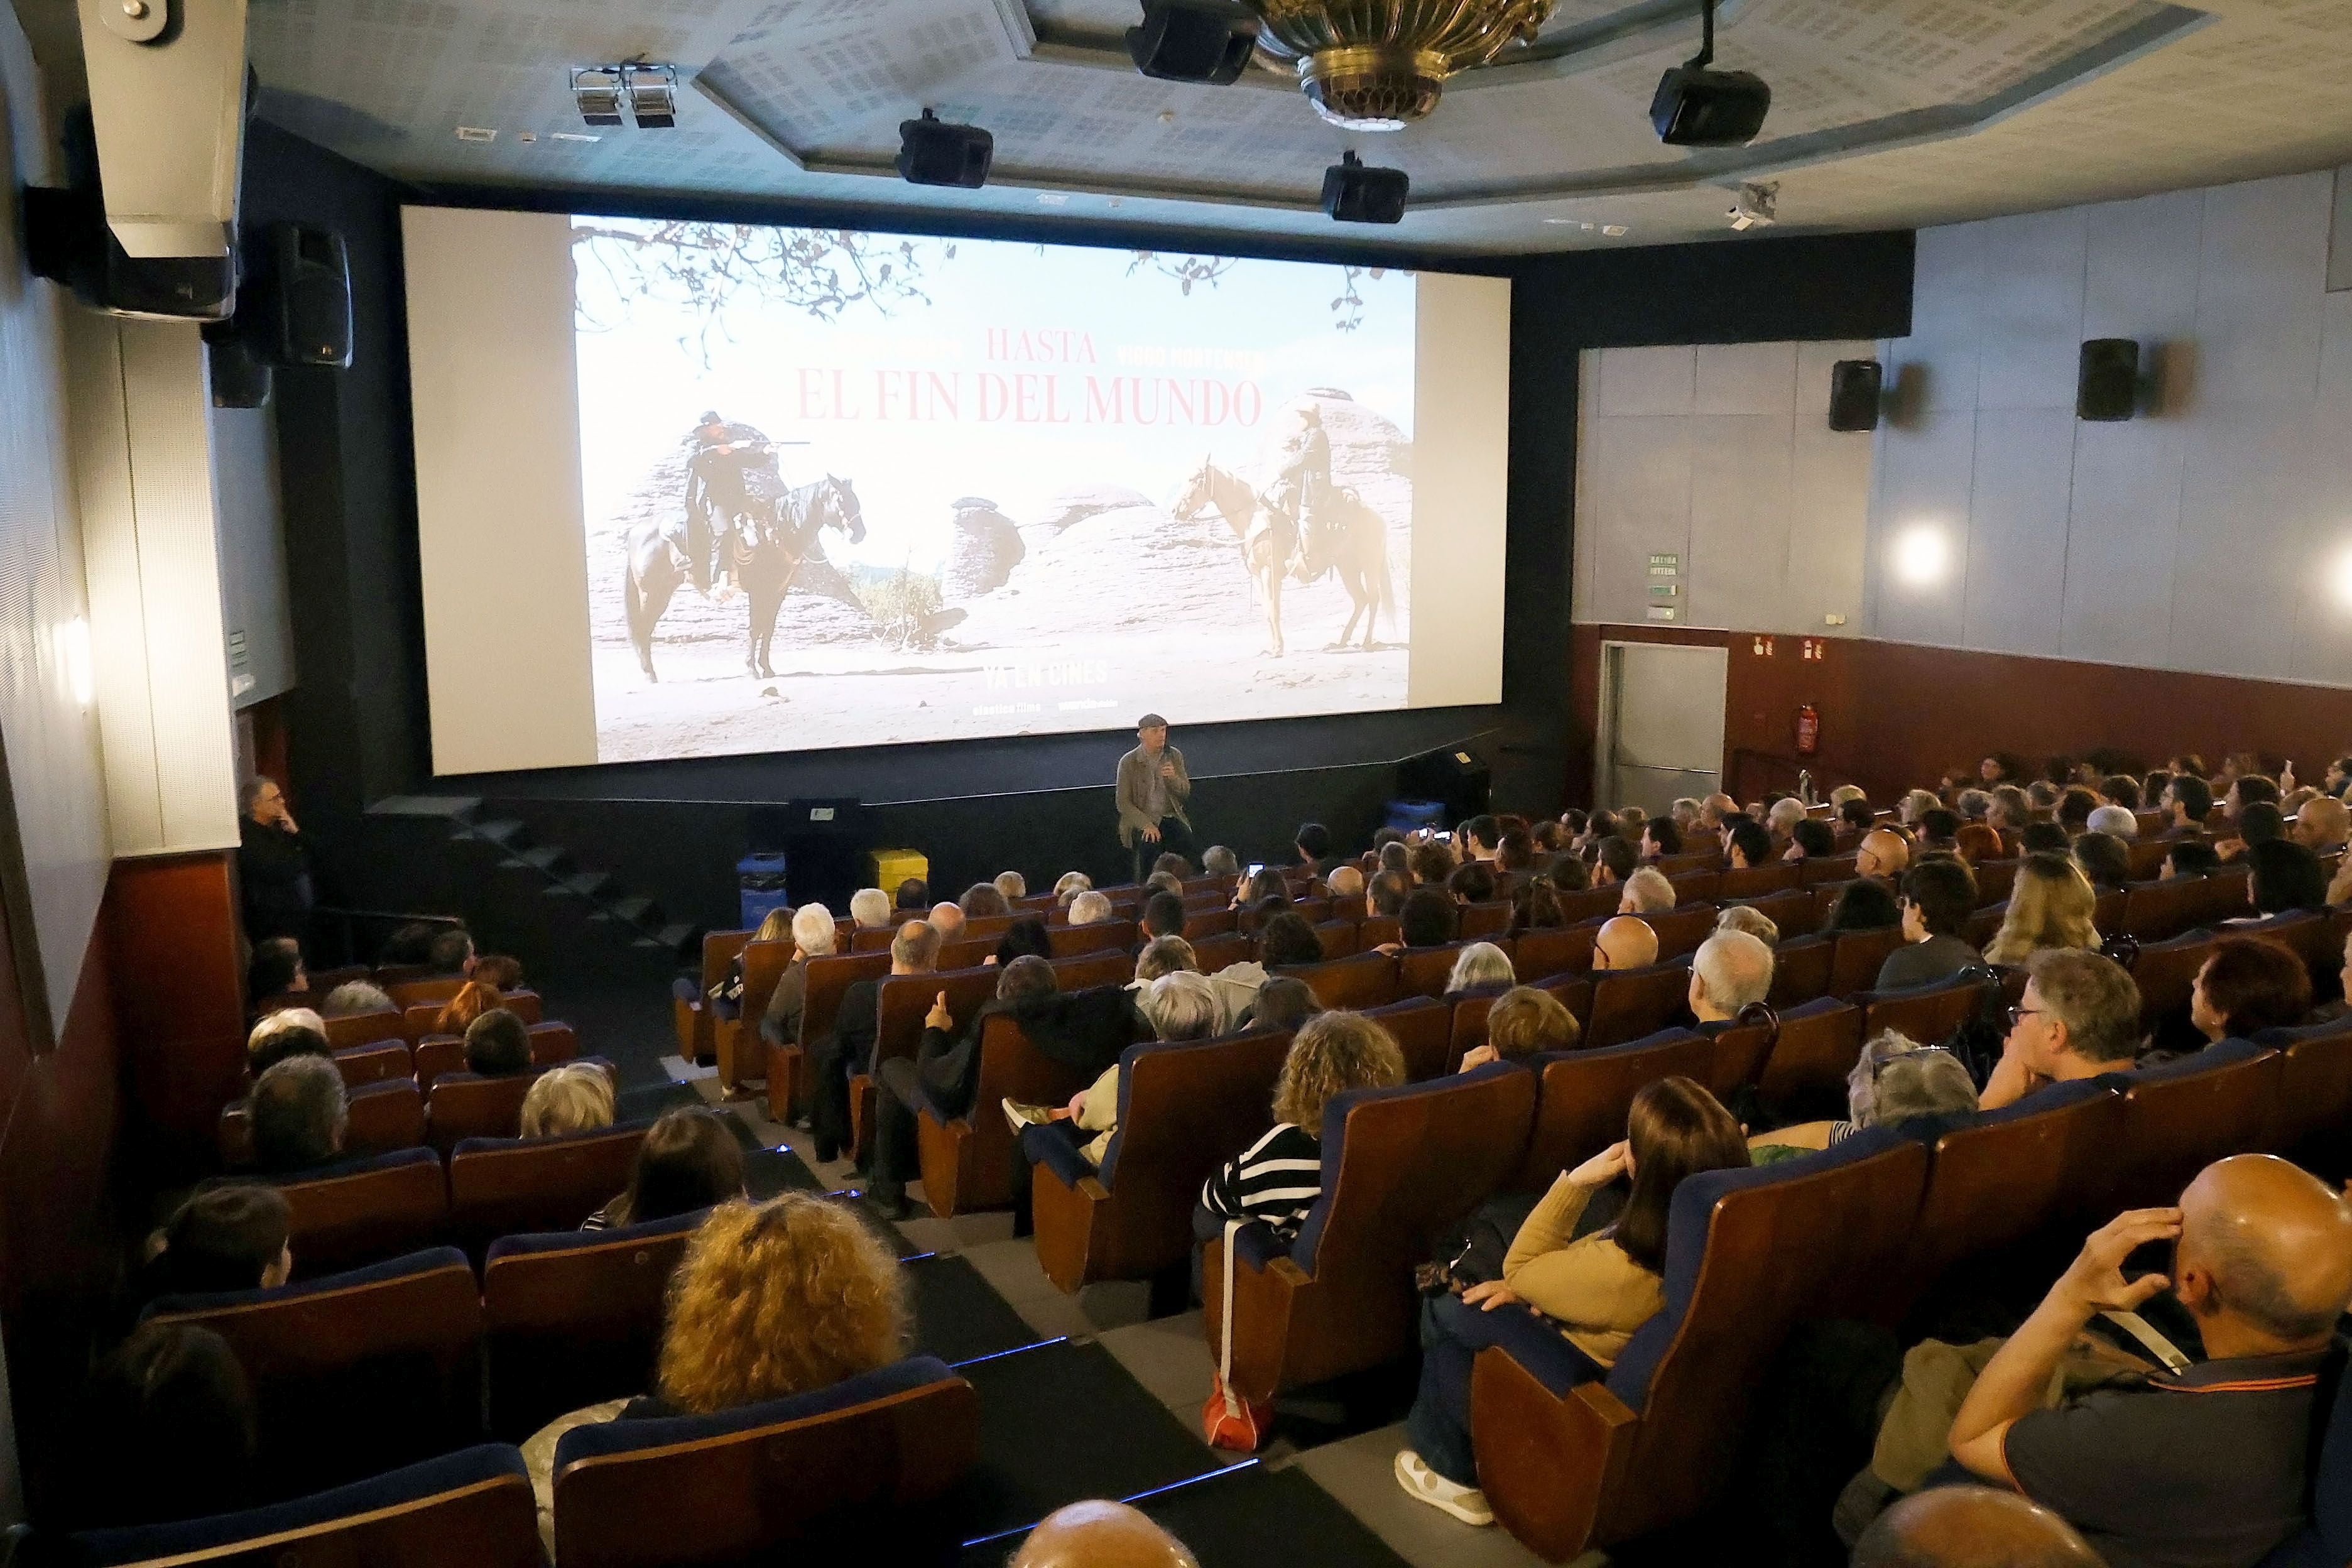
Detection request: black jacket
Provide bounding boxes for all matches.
[237,818,312,942]
[915,985,1148,1121]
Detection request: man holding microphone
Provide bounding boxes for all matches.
[1117,714,1194,883]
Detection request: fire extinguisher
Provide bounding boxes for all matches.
[1795,703,1821,758]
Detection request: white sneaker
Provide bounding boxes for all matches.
[1394,1447,1493,1526]
[1001,1097,1055,1134]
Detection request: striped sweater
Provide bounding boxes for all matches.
[1200,1123,1323,1237]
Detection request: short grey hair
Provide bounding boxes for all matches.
[2028,948,2142,1064]
[2086,804,2138,839]
[248,1007,325,1051]
[849,888,893,928]
[1847,1030,1979,1127]
[1069,890,1113,925]
[1201,846,1240,878]
[1054,872,1093,906]
[1829,785,1867,807]
[1446,941,1516,993]
[994,871,1026,900]
[1694,930,1775,1010]
[1141,970,1221,1042]
[1716,904,1780,947]
[1955,788,1993,822]
[251,1054,347,1170]
[320,981,393,1018]
[1767,798,1807,833]
[790,902,837,957]
[1621,866,1675,914]
[1135,935,1199,982]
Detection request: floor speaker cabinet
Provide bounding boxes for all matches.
[1827,359,1882,432]
[749,799,866,908]
[2077,339,2139,421]
[1395,746,1491,825]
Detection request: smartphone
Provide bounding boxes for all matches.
[1246,863,1265,878]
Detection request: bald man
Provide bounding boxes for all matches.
[929,901,967,940]
[1698,793,1741,833]
[1852,1486,2101,1568]
[1949,1155,2352,1568]
[1011,1501,1199,1568]
[1592,915,1659,972]
[1856,827,1912,881]
[1688,930,1773,1023]
[2295,794,2350,853]
[1326,863,1366,901]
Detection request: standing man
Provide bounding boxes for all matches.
[1117,714,1194,885]
[237,776,313,946]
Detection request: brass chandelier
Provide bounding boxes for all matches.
[1243,0,1558,130]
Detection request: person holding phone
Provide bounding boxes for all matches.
[1116,714,1194,885]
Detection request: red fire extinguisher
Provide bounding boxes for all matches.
[1795,704,1821,757]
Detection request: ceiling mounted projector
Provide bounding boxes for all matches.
[896,109,994,189]
[1321,150,1408,224]
[1128,0,1260,84]
[1650,0,1770,146]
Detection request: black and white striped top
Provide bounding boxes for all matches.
[1200,1123,1323,1237]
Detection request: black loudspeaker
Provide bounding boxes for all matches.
[1396,746,1491,824]
[896,109,993,190]
[2077,339,2139,422]
[1649,63,1772,146]
[271,224,353,368]
[1827,358,1881,432]
[1320,151,1409,226]
[203,325,273,408]
[1126,0,1258,84]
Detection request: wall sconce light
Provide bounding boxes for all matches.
[1893,525,1949,587]
[2332,546,2352,610]
[65,616,93,710]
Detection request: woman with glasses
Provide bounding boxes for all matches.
[1750,1030,1979,1158]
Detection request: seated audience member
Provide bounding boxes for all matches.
[1592,915,1660,972]
[1368,869,1412,918]
[246,1008,329,1076]
[2229,800,2288,854]
[2295,793,2351,852]
[1594,836,1640,888]
[1544,852,1592,892]
[155,1185,294,1295]
[2226,772,2282,824]
[1724,817,1775,871]
[1248,976,1324,1033]
[1852,1488,2102,1568]
[699,907,792,1019]
[1751,1032,1978,1155]
[1784,818,1837,863]
[1766,797,1808,844]
[1694,793,1737,832]
[2069,829,2131,893]
[1640,819,1684,861]
[896,878,930,912]
[1687,930,1773,1024]
[1824,878,1902,935]
[2026,781,2061,813]
[1508,876,1568,935]
[249,1054,347,1173]
[2329,756,2352,798]
[2085,803,2138,840]
[1052,872,1091,908]
[1955,788,1993,823]
[1153,852,1193,883]
[520,1063,616,1139]
[2018,821,2072,856]
[2164,774,2214,837]
[994,871,1026,902]
[1197,1012,1407,1240]
[2102,775,2143,812]
[585,1107,746,1230]
[1395,888,1461,950]
[1618,866,1675,916]
[1042,971,1224,1168]
[1395,1077,1748,1525]
[1140,891,1187,943]
[1670,797,1704,834]
[2055,788,2098,834]
[1294,822,1333,875]
[1989,785,2032,846]
[426,927,476,977]
[1979,949,2139,1111]
[1898,790,1939,828]
[1856,828,1912,882]
[930,901,968,940]
[1954,820,2006,863]
[1131,935,1199,988]
[528,1194,906,1544]
[1944,1156,2352,1568]
[1878,859,1981,990]
[2163,839,2221,880]
[381,921,441,967]
[471,954,525,992]
[1326,863,1366,904]
[1462,814,1501,864]
[1067,890,1114,927]
[1146,870,1185,899]
[1376,839,1412,876]
[1201,846,1241,879]
[1716,903,1780,947]
[1982,853,2099,966]
[1446,942,1516,994]
[809,920,939,1161]
[433,979,503,1038]
[246,938,305,1002]
[1916,809,1961,853]
[759,903,837,1048]
[994,918,1051,967]
[465,1007,535,1077]
[1410,842,1456,887]
[1838,800,1876,839]
[1461,986,1579,1071]
[1234,867,1288,910]
[320,979,394,1018]
[1447,860,1498,906]
[72,1323,261,1528]
[1577,809,1619,852]
[2246,838,2328,917]
[1010,1501,1200,1568]
[2184,937,2311,1048]
[1494,831,1535,879]
[850,886,894,930]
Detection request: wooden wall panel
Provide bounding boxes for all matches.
[106,852,246,1169]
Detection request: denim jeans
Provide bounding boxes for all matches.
[1403,1290,1537,1487]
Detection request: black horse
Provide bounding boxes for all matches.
[625,471,866,681]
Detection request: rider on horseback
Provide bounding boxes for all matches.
[1261,403,1331,580]
[680,410,773,599]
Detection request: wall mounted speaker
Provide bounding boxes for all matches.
[896,109,993,189]
[1126,0,1258,84]
[1827,358,1881,432]
[2077,339,2139,421]
[204,327,272,408]
[271,225,352,369]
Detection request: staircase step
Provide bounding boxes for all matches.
[608,895,662,927]
[372,795,482,824]
[553,871,612,900]
[470,819,530,849]
[655,922,700,957]
[514,845,573,877]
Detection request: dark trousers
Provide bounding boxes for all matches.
[1132,816,1197,883]
[1405,1292,1535,1488]
[809,1036,856,1161]
[869,1057,925,1207]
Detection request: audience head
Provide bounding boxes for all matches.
[752,906,795,948]
[1640,818,1683,859]
[1846,1032,1979,1131]
[1594,836,1639,886]
[1510,876,1568,934]
[2168,773,2214,827]
[929,901,967,939]
[892,918,945,972]
[1898,858,1976,943]
[849,887,893,929]
[1473,986,1579,1068]
[319,979,393,1019]
[790,902,838,959]
[2018,821,2071,856]
[1052,871,1092,906]
[1715,903,1780,947]
[1724,817,1773,871]
[2055,787,2098,831]
[1145,870,1184,898]
[1201,846,1240,878]
[2297,794,2351,850]
[2008,949,2140,1077]
[471,954,524,991]
[1618,866,1674,915]
[1446,860,1497,906]
[1446,941,1516,993]
[983,872,1021,906]
[1851,1485,2103,1568]
[1398,888,1461,949]
[519,1063,616,1138]
[1689,930,1774,1022]
[1408,842,1455,886]
[1009,1500,1200,1568]
[1698,793,1740,830]
[1952,822,2005,863]
[434,979,503,1038]
[1918,808,1959,846]
[2084,803,2138,839]
[1987,853,2099,962]
[1824,877,1900,934]
[1856,828,1911,881]
[613,1108,746,1228]
[995,953,1059,1005]
[2248,839,2328,915]
[80,1322,261,1526]
[1766,798,1807,839]
[1593,915,1660,972]
[1273,1011,1407,1130]
[2164,839,2221,879]
[1954,788,1993,822]
[2236,800,2287,847]
[2026,781,2059,811]
[1295,822,1332,864]
[1141,891,1186,940]
[1133,935,1199,984]
[1787,819,1837,861]
[426,927,476,976]
[1326,863,1366,900]
[249,1054,347,1172]
[160,1185,293,1294]
[2228,773,2281,819]
[1493,831,1533,874]
[1250,977,1322,1033]
[1244,867,1288,906]
[2069,829,2130,891]
[994,917,1052,967]
[1989,785,2031,832]
[1141,971,1221,1042]
[1258,910,1324,969]
[1376,841,1411,876]
[246,938,305,1001]
[1462,814,1500,856]
[1368,869,1411,918]
[2172,1155,2352,1356]
[1898,789,1939,827]
[464,1008,533,1077]
[1837,799,1876,836]
[246,1008,329,1076]
[2101,774,2143,810]
[1614,1077,1750,1273]
[2191,937,2312,1043]
[657,1194,905,1413]
[1152,852,1192,881]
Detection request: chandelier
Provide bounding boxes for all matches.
[1244,0,1557,130]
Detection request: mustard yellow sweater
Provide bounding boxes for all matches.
[1501,1173,1665,1366]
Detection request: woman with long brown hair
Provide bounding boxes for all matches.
[1393,1076,1750,1526]
[1981,852,2099,966]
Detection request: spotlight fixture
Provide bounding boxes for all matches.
[1320,150,1408,225]
[569,67,624,127]
[896,109,994,190]
[1650,0,1770,146]
[1128,0,1260,85]
[623,63,678,129]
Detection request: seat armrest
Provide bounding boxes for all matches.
[1474,1303,1609,1397]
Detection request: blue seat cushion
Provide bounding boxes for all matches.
[1289,1060,1526,1271]
[2109,1033,2268,1089]
[451,1116,652,1162]
[1021,1123,1096,1190]
[1471,1298,1608,1398]
[143,1245,472,1320]
[484,1208,704,1266]
[553,1356,957,1469]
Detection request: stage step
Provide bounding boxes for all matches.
[553,871,612,901]
[514,845,574,877]
[470,818,530,850]
[371,795,482,824]
[606,894,662,928]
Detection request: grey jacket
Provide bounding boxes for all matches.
[1116,744,1192,846]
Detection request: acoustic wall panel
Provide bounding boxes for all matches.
[2167,405,2319,680]
[1973,207,2089,412]
[1594,344,1696,417]
[1685,413,1792,633]
[2060,418,2184,669]
[2194,172,2331,409]
[1584,411,1692,627]
[1868,405,1974,650]
[1959,410,2075,658]
[1890,221,1986,416]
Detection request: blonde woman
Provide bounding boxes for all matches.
[523,1194,906,1550]
[519,1063,616,1139]
[1445,942,1516,994]
[1461,986,1579,1071]
[758,902,837,1048]
[1981,852,2100,966]
[1197,1011,1407,1239]
[1053,871,1093,908]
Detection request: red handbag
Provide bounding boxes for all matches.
[1202,1219,1271,1451]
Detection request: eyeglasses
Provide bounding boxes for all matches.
[2006,1006,2043,1030]
[1866,1043,1960,1081]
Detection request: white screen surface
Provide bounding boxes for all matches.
[403,208,1509,774]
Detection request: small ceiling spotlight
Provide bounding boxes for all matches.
[1321,150,1408,225]
[897,109,994,189]
[1650,0,1770,146]
[569,67,624,127]
[623,63,679,129]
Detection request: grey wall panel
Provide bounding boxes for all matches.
[1961,410,2076,656]
[1693,341,1795,418]
[2319,288,2352,405]
[1788,340,1876,638]
[1893,222,1986,415]
[1595,346,1695,416]
[1585,413,1692,626]
[210,402,296,708]
[2289,398,2352,687]
[2082,189,2202,346]
[2167,404,2319,679]
[2061,418,2184,668]
[1870,406,1976,650]
[2196,172,2331,409]
[1685,413,1792,631]
[1974,207,2089,412]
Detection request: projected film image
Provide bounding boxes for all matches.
[572,219,1418,763]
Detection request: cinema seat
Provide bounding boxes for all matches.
[917,1011,1107,1217]
[1968,859,2019,905]
[1511,925,1592,981]
[1033,1030,1292,1295]
[1753,998,1866,1118]
[2108,1039,2284,1209]
[774,949,892,1121]
[2199,866,2253,926]
[674,928,752,1064]
[2254,1348,2352,1568]
[2125,930,2215,1040]
[1535,971,1596,1028]
[2260,1016,2352,1177]
[1665,870,1720,905]
[1204,1062,1537,1405]
[1582,961,1692,1052]
[1827,927,1908,998]
[1858,976,1986,1050]
[1800,853,1861,886]
[1182,908,1238,942]
[1363,995,1451,1081]
[428,1057,617,1152]
[1398,942,1473,999]
[1312,918,1359,960]
[1049,918,1135,957]
[713,940,793,1092]
[1052,949,1136,991]
[260,1145,447,1278]
[482,1210,702,1439]
[847,967,1003,1163]
[549,1357,980,1568]
[1461,901,1511,939]
[1446,984,1510,1068]
[1277,950,1400,1011]
[399,989,542,1043]
[414,1020,578,1088]
[144,1247,486,1496]
[221,1075,427,1172]
[388,976,467,1011]
[323,1006,406,1051]
[1556,887,1620,925]
[330,1038,413,1088]
[1471,1130,1929,1560]
[448,1120,649,1255]
[1518,1030,1714,1188]
[1766,934,1832,1008]
[63,1443,541,1568]
[1718,861,1802,900]
[1190,932,1253,972]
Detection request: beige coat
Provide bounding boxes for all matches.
[1116,744,1192,847]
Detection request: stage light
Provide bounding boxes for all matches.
[569,67,624,127]
[1128,0,1260,85]
[896,109,994,189]
[623,64,678,129]
[1650,0,1770,146]
[1321,150,1408,225]
[64,616,92,710]
[1893,526,1949,587]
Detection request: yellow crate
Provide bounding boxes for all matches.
[868,848,929,891]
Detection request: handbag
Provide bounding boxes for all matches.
[1936,965,2013,1089]
[1201,1219,1271,1451]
